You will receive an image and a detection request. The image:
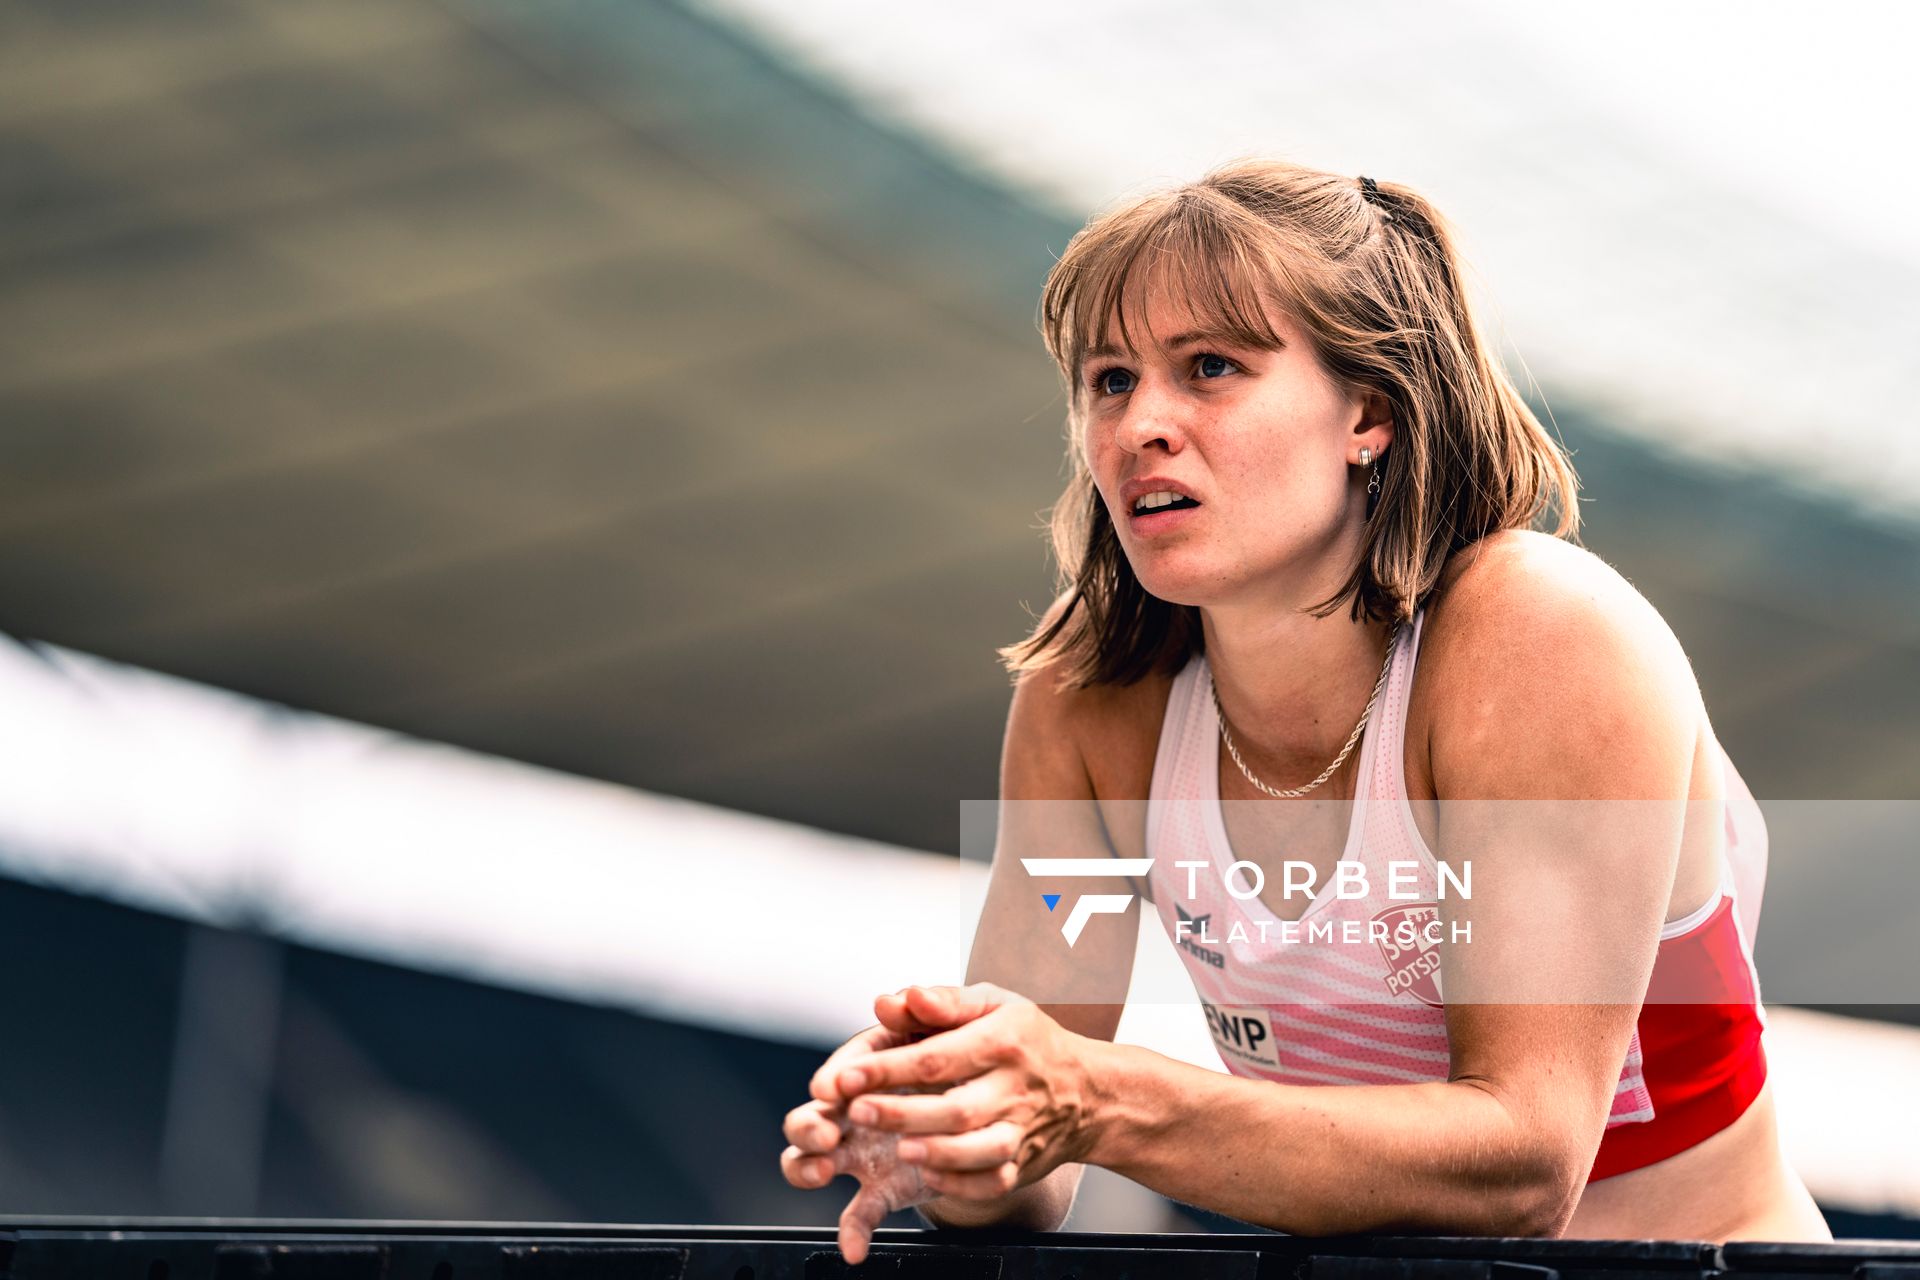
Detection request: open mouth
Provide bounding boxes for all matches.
[1131,492,1202,517]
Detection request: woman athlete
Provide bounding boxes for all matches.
[780,158,1831,1259]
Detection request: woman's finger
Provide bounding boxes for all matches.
[782,1099,847,1153]
[778,1143,836,1190]
[809,1023,909,1103]
[832,1017,1007,1101]
[872,991,922,1035]
[874,988,953,1036]
[837,1181,893,1267]
[845,1072,1004,1134]
[917,983,1024,1023]
[920,1162,1021,1201]
[897,1119,1024,1172]
[891,985,966,1029]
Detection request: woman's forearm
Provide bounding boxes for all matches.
[1084,1041,1580,1237]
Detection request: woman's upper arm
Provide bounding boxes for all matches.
[1428,535,1702,1196]
[965,660,1139,1045]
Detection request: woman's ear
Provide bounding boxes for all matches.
[1354,389,1395,456]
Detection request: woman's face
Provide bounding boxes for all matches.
[1080,284,1390,609]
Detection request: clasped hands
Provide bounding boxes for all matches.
[779,983,1101,1264]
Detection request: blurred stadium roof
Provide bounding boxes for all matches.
[691,0,1920,515]
[2,0,1917,858]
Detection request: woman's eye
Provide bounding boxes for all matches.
[1093,368,1135,396]
[1196,353,1235,378]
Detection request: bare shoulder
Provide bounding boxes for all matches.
[1005,653,1170,805]
[1424,529,1699,693]
[1002,637,1169,897]
[1420,530,1704,799]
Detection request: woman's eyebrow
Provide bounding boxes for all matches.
[1169,327,1291,353]
[1078,329,1253,370]
[1075,328,1282,378]
[1159,329,1242,350]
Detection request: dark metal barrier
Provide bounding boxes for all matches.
[2,1221,1917,1280]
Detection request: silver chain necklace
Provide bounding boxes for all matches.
[1210,621,1402,799]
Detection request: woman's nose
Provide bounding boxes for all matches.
[1114,383,1188,456]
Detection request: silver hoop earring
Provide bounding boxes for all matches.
[1358,447,1373,467]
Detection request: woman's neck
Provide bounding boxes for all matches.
[1200,598,1396,791]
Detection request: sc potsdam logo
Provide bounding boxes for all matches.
[1019,858,1155,946]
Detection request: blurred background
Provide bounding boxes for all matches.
[2,0,1918,1242]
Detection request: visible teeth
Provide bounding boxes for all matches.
[1133,490,1185,512]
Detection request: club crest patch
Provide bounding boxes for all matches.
[1373,901,1444,1007]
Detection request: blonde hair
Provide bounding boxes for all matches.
[1001,157,1581,687]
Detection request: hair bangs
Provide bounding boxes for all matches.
[1044,194,1296,404]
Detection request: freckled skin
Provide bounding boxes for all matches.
[1081,286,1383,615]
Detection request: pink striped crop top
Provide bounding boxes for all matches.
[1142,606,1771,1182]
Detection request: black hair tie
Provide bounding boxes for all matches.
[1358,175,1394,222]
